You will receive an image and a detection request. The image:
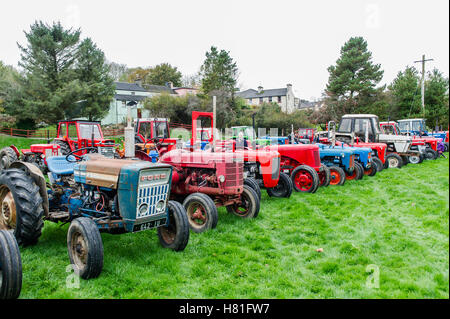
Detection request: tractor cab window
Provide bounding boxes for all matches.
[398,121,410,131]
[338,118,352,133]
[153,121,169,138]
[138,122,152,139]
[354,119,375,142]
[412,120,422,131]
[198,130,210,141]
[381,124,395,135]
[58,123,67,138]
[68,124,78,141]
[78,124,102,140]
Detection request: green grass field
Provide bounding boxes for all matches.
[1,135,448,299]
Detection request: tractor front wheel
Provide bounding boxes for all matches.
[267,173,293,198]
[183,193,218,233]
[345,165,362,181]
[408,155,421,164]
[227,185,260,218]
[329,166,345,186]
[0,229,22,299]
[372,157,384,172]
[0,147,18,171]
[291,165,320,193]
[425,149,438,160]
[318,164,331,187]
[384,153,403,169]
[0,169,44,246]
[67,217,103,280]
[158,201,190,251]
[364,163,377,176]
[244,178,261,200]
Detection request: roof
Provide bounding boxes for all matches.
[114,94,147,101]
[114,81,147,92]
[235,88,288,99]
[397,118,425,122]
[342,114,378,118]
[57,120,101,124]
[144,84,175,94]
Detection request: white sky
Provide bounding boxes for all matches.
[1,0,448,100]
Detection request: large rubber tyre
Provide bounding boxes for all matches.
[372,157,384,172]
[52,140,71,155]
[401,156,409,166]
[318,164,331,187]
[345,165,362,181]
[425,148,438,160]
[364,162,378,176]
[354,162,364,180]
[291,165,320,193]
[329,166,346,186]
[226,185,260,218]
[0,147,18,171]
[182,193,218,233]
[0,230,22,299]
[158,200,190,251]
[408,154,421,164]
[384,153,403,169]
[0,169,44,246]
[267,172,293,198]
[244,178,261,200]
[444,143,449,152]
[67,217,103,280]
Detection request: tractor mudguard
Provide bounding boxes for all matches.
[9,161,49,218]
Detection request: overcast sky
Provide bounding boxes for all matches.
[1,0,448,100]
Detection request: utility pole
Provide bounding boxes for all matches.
[414,54,434,116]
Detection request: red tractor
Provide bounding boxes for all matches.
[52,120,116,157]
[119,116,260,233]
[0,143,61,172]
[190,111,293,199]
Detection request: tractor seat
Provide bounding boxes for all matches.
[46,156,76,175]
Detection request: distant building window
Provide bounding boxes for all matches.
[122,101,126,106]
[277,96,282,103]
[259,97,263,104]
[248,98,252,104]
[268,96,272,102]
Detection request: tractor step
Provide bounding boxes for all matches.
[47,211,70,222]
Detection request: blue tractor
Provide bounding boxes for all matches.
[315,144,356,185]
[0,148,190,279]
[397,118,449,152]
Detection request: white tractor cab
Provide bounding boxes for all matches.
[338,114,425,168]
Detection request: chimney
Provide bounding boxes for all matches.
[257,86,263,93]
[166,81,173,89]
[287,83,292,90]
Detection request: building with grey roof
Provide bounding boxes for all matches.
[235,84,298,113]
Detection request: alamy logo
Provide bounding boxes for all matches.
[66,264,80,289]
[365,264,380,289]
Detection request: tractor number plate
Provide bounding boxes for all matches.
[133,219,166,232]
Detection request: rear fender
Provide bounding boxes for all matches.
[9,161,49,217]
[9,145,20,158]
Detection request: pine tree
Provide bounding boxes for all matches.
[75,38,115,121]
[325,37,384,118]
[200,46,238,94]
[387,66,421,119]
[424,69,449,128]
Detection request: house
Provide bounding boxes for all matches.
[298,99,325,112]
[102,81,176,125]
[235,84,298,113]
[172,87,199,96]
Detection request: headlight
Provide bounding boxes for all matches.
[139,203,149,215]
[219,175,226,183]
[341,153,345,157]
[156,200,165,213]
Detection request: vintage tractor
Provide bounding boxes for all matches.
[120,115,261,233]
[315,144,355,185]
[52,120,116,157]
[195,112,293,199]
[337,114,423,169]
[0,151,190,279]
[0,229,22,299]
[380,121,440,161]
[0,143,61,173]
[397,118,449,153]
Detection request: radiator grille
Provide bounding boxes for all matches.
[313,149,321,167]
[137,184,170,218]
[224,162,243,187]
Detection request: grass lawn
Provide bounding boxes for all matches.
[1,135,448,298]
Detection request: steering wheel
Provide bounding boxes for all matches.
[144,137,162,150]
[65,147,98,163]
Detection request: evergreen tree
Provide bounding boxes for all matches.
[200,46,238,94]
[424,68,449,128]
[325,37,384,118]
[75,38,115,121]
[387,66,421,119]
[146,63,182,87]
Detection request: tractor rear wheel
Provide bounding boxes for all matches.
[364,163,377,176]
[227,185,260,218]
[0,147,18,171]
[51,140,71,155]
[183,193,218,233]
[384,153,403,169]
[329,166,345,186]
[244,178,261,200]
[372,157,384,172]
[267,173,293,198]
[67,217,103,280]
[0,169,44,246]
[290,165,320,193]
[345,165,361,181]
[425,149,438,160]
[318,164,331,187]
[354,162,364,180]
[0,229,22,299]
[158,201,189,251]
